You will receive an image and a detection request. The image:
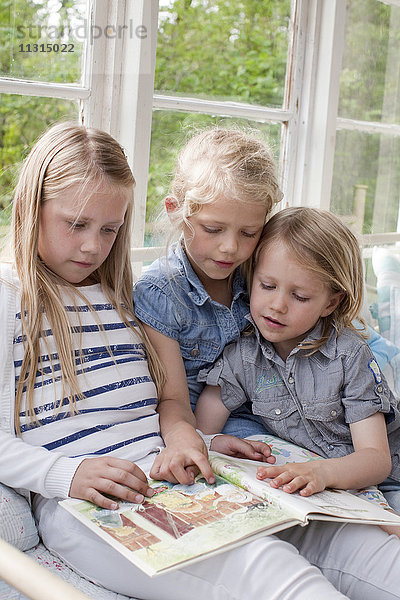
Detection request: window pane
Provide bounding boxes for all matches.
[2,0,87,84]
[155,0,291,108]
[0,95,79,237]
[146,109,281,243]
[330,129,400,234]
[339,0,400,124]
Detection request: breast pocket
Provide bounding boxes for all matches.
[302,396,349,441]
[251,391,297,439]
[180,338,221,375]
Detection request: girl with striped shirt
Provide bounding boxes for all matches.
[2,121,400,600]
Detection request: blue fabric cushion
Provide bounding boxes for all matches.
[0,484,39,551]
[371,247,400,396]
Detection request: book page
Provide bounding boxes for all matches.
[209,440,400,525]
[249,434,391,510]
[60,473,300,577]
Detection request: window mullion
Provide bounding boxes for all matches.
[84,0,159,269]
[0,78,90,100]
[153,94,291,123]
[280,0,308,207]
[289,0,346,209]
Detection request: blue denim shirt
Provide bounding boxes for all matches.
[134,241,250,408]
[199,317,400,482]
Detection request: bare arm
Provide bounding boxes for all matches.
[195,384,231,434]
[257,413,392,496]
[143,325,215,484]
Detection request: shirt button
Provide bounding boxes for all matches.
[328,445,334,451]
[377,385,383,393]
[288,376,294,384]
[331,410,337,417]
[274,408,282,415]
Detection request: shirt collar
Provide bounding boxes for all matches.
[174,238,247,306]
[244,314,337,360]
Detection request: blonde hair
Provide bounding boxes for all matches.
[159,127,283,285]
[252,207,366,352]
[162,127,282,236]
[12,121,165,433]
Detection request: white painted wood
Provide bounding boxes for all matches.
[360,232,400,246]
[293,0,346,209]
[0,78,90,99]
[379,0,400,8]
[153,94,291,122]
[337,117,400,137]
[116,0,159,259]
[280,0,311,206]
[83,0,123,131]
[0,538,91,600]
[82,0,159,275]
[131,245,164,262]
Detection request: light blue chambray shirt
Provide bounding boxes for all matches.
[198,316,400,482]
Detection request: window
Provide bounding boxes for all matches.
[0,0,89,231]
[1,0,399,265]
[147,0,293,240]
[333,0,400,242]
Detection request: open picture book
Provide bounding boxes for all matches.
[60,434,400,577]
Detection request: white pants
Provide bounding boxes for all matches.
[34,496,400,600]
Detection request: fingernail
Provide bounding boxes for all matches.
[134,494,144,503]
[147,488,155,497]
[110,502,118,510]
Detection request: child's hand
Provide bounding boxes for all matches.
[210,435,276,464]
[256,460,329,496]
[150,423,215,485]
[69,457,155,510]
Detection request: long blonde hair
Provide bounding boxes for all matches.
[252,207,366,352]
[12,121,165,432]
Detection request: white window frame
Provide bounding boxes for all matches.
[1,0,399,265]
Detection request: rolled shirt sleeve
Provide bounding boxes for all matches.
[341,342,399,427]
[197,340,249,411]
[134,277,183,340]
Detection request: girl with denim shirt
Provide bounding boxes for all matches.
[195,207,400,517]
[134,127,283,483]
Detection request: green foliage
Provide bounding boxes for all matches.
[339,0,390,122]
[148,0,290,222]
[0,0,82,218]
[147,111,282,223]
[1,0,398,237]
[332,0,400,234]
[156,0,290,106]
[1,0,83,82]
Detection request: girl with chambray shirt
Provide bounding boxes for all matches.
[195,207,400,519]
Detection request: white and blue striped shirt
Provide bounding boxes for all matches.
[14,284,163,470]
